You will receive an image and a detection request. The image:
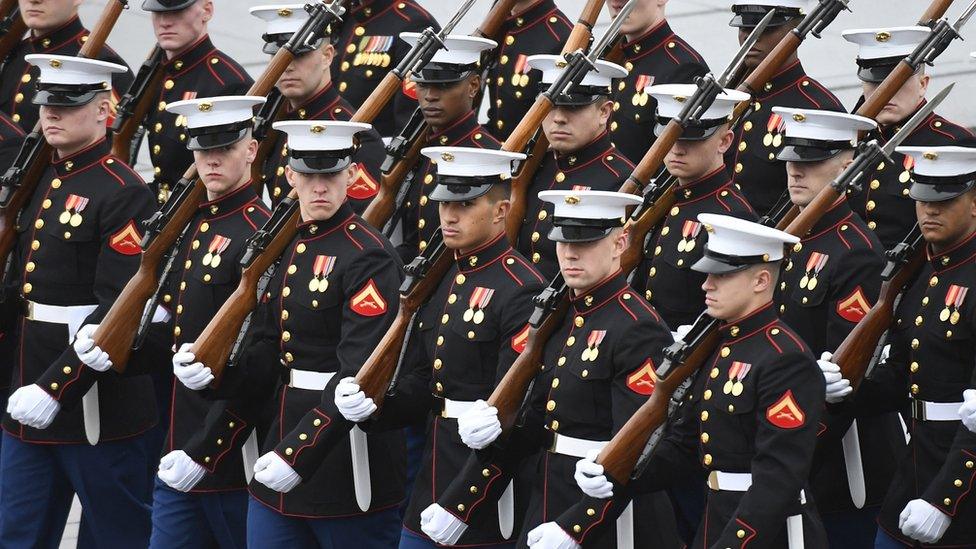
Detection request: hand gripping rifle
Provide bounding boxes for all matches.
[0,0,130,277]
[110,46,166,163]
[96,0,346,373]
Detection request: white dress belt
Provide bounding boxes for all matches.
[910,398,963,421]
[441,399,479,419]
[25,301,97,334]
[288,369,336,391]
[548,433,608,459]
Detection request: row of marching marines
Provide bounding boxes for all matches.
[0,0,976,548]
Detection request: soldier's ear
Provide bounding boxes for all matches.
[716,127,735,155]
[467,75,481,99]
[284,166,297,188]
[596,99,613,124]
[201,1,214,23]
[244,138,258,164]
[321,43,335,66]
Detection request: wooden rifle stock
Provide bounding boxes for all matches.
[619,181,677,273]
[355,236,454,404]
[834,234,927,388]
[249,94,287,192]
[504,135,550,242]
[0,0,25,64]
[0,0,126,269]
[193,198,302,384]
[920,0,957,24]
[473,0,519,39]
[111,46,166,160]
[361,126,427,228]
[598,324,720,483]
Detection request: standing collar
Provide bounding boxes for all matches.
[928,229,976,272]
[761,61,807,98]
[288,81,341,120]
[503,0,558,31]
[428,111,481,146]
[199,182,259,219]
[571,270,631,315]
[298,202,355,237]
[805,196,853,239]
[554,132,614,172]
[164,35,216,74]
[623,19,674,53]
[350,0,391,21]
[454,232,512,273]
[53,138,110,178]
[30,16,85,51]
[719,301,778,339]
[878,100,930,139]
[676,166,732,203]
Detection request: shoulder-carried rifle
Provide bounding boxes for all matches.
[0,0,25,66]
[97,1,346,372]
[111,46,166,163]
[0,0,130,276]
[249,87,288,193]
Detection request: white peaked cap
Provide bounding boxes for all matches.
[538,190,642,221]
[698,213,799,262]
[731,1,808,8]
[774,108,876,141]
[421,147,525,177]
[166,96,265,130]
[272,120,373,152]
[250,4,313,36]
[526,54,628,87]
[25,54,126,86]
[648,84,750,121]
[896,146,976,178]
[399,33,496,66]
[841,26,931,60]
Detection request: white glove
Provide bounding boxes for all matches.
[526,522,580,549]
[334,376,376,422]
[253,451,301,493]
[172,343,213,391]
[671,324,693,343]
[157,450,206,492]
[818,351,852,403]
[960,389,976,433]
[899,498,951,543]
[7,384,61,429]
[457,400,502,449]
[879,343,891,364]
[420,503,468,545]
[72,324,112,372]
[574,449,613,498]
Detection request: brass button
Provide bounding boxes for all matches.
[720,347,731,357]
[703,454,712,465]
[546,400,556,412]
[703,389,712,400]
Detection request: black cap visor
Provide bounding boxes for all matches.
[855,56,903,83]
[186,120,252,151]
[413,63,478,85]
[547,217,623,243]
[288,148,356,174]
[429,175,503,202]
[34,83,108,107]
[654,116,726,141]
[262,33,327,56]
[909,172,976,202]
[142,0,197,12]
[729,5,803,28]
[539,82,612,107]
[776,137,853,163]
[692,247,773,274]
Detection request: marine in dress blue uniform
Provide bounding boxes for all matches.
[251,4,385,210]
[514,54,634,279]
[133,96,270,549]
[0,55,157,547]
[841,26,974,250]
[827,146,976,548]
[138,0,255,204]
[771,107,903,548]
[726,1,843,216]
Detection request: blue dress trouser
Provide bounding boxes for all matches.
[247,495,402,548]
[150,477,248,548]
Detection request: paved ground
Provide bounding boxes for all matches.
[58,0,975,546]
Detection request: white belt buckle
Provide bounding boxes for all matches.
[549,433,608,459]
[288,369,335,391]
[441,399,477,419]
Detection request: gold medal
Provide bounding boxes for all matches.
[519,74,530,87]
[463,308,474,323]
[940,307,950,322]
[308,278,320,293]
[318,278,328,292]
[510,73,520,87]
[950,310,960,325]
[69,213,82,227]
[589,348,599,361]
[210,255,221,269]
[772,134,783,148]
[639,93,649,107]
[723,380,734,395]
[731,381,744,397]
[202,253,213,267]
[581,348,591,362]
[677,239,687,253]
[473,309,485,325]
[899,171,911,183]
[353,53,362,66]
[631,93,641,107]
[799,275,809,290]
[382,54,390,68]
[763,133,773,147]
[685,239,696,252]
[807,277,818,291]
[59,211,71,224]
